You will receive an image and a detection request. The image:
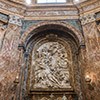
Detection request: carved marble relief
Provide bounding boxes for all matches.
[9,15,22,26]
[39,94,71,100]
[32,42,71,89]
[40,97,49,100]
[80,13,96,25]
[40,97,67,100]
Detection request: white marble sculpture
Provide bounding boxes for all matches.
[33,42,71,89]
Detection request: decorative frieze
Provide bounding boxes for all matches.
[0,1,24,15]
[80,13,96,25]
[25,10,78,17]
[9,15,22,26]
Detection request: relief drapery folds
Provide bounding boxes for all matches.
[32,42,72,89]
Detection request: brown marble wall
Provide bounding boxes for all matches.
[82,22,100,100]
[0,23,21,100]
[0,3,100,99]
[0,20,100,100]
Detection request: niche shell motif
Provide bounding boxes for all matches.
[32,42,72,89]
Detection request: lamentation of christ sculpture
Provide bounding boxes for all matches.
[33,42,71,89]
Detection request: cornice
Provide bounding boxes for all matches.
[77,0,100,14]
[7,0,73,7]
[0,0,99,21]
[1,0,25,8]
[26,5,77,11]
[8,0,26,6]
[0,0,25,16]
[24,16,79,20]
[77,0,98,8]
[0,1,79,20]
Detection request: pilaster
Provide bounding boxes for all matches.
[80,12,100,100]
[0,14,22,100]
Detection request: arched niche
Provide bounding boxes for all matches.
[21,21,84,46]
[20,23,84,100]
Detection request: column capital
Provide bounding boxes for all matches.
[80,13,96,25]
[9,15,22,26]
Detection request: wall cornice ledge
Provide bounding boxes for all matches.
[77,0,100,14]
